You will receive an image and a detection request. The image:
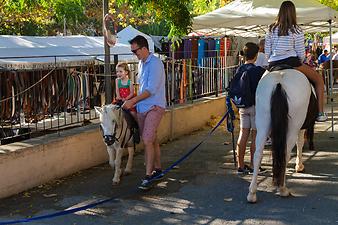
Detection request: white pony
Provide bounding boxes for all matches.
[95,104,136,185]
[247,69,316,203]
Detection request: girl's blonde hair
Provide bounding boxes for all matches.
[269,1,301,36]
[116,62,130,76]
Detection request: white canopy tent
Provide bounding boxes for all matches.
[0,26,155,70]
[117,25,155,53]
[324,32,338,46]
[193,0,338,37]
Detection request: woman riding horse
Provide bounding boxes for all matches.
[247,1,322,203]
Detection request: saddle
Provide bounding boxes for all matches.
[115,101,140,144]
[269,64,293,72]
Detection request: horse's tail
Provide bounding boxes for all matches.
[271,83,288,187]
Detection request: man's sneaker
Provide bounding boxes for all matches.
[151,169,164,181]
[316,112,328,122]
[138,176,152,190]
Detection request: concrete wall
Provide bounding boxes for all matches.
[0,96,226,199]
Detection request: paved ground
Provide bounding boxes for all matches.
[0,107,338,225]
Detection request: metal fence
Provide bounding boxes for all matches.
[0,53,238,145]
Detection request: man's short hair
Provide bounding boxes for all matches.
[243,42,259,60]
[129,35,149,50]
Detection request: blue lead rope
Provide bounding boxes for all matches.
[151,109,231,182]
[0,100,235,225]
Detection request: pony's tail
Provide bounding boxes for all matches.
[271,83,288,187]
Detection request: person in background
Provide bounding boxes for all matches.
[304,52,317,69]
[318,49,330,66]
[315,46,322,59]
[123,35,166,190]
[255,39,269,69]
[332,50,338,60]
[265,1,327,122]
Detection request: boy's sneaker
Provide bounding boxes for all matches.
[244,165,266,174]
[244,165,254,174]
[138,176,152,190]
[237,167,248,175]
[316,112,328,122]
[265,137,272,146]
[151,169,164,181]
[258,166,267,174]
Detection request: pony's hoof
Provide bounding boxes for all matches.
[112,180,120,185]
[295,164,305,173]
[278,187,290,197]
[124,170,132,176]
[247,192,257,203]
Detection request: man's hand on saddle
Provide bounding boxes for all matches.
[122,98,136,110]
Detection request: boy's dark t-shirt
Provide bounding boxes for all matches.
[230,63,265,107]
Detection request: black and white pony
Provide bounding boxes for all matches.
[247,68,317,203]
[95,104,138,185]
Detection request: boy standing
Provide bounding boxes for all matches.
[232,42,265,174]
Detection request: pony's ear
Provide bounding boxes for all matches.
[94,106,103,115]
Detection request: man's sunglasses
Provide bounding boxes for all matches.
[131,47,142,54]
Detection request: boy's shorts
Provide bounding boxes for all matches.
[239,105,256,129]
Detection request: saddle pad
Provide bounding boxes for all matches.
[269,64,294,72]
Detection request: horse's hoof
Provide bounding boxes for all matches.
[247,192,257,203]
[295,164,305,173]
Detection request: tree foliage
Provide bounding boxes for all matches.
[320,0,338,11]
[0,0,52,35]
[0,0,337,38]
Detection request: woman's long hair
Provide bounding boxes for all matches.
[269,1,301,36]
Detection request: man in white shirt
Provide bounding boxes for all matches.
[255,39,268,68]
[333,52,338,61]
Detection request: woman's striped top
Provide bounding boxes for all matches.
[265,27,305,63]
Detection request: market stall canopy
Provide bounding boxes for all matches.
[0,26,155,70]
[116,25,155,53]
[323,32,338,45]
[193,0,338,37]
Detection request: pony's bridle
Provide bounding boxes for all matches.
[100,106,123,146]
[100,122,118,146]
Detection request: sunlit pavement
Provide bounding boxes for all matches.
[0,105,337,225]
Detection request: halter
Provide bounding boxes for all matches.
[100,105,125,146]
[100,121,119,146]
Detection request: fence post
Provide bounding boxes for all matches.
[103,0,112,104]
[188,59,193,102]
[215,51,219,97]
